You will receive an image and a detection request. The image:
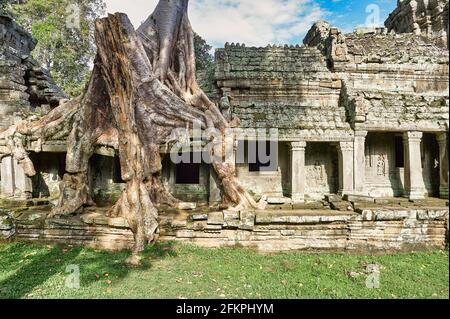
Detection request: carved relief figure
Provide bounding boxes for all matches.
[377,154,387,176]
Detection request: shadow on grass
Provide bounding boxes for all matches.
[0,241,177,299]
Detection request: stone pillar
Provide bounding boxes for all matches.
[338,142,354,196]
[290,141,306,203]
[403,132,426,200]
[354,131,367,194]
[0,156,15,197]
[436,132,449,199]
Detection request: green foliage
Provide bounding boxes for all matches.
[0,242,448,299]
[194,32,214,72]
[6,0,105,97]
[193,32,216,93]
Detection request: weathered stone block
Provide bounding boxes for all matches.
[207,212,224,225]
[191,213,208,221]
[223,210,240,220]
[171,220,188,228]
[205,224,223,231]
[239,210,255,230]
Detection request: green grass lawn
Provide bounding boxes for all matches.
[0,241,448,299]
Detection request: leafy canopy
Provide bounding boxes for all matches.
[6,0,105,97]
[193,32,214,72]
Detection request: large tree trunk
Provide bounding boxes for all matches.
[0,0,266,264]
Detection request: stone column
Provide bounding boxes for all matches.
[290,141,306,203]
[338,142,354,196]
[354,131,367,194]
[403,132,426,200]
[0,156,15,197]
[436,132,449,199]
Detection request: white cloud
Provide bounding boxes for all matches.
[103,0,328,47]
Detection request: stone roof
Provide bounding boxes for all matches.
[215,44,331,84]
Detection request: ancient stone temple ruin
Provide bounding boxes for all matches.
[1,1,449,251]
[0,12,66,201]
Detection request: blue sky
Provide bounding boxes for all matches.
[318,0,397,33]
[104,0,398,47]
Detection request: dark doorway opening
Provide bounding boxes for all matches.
[176,153,201,184]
